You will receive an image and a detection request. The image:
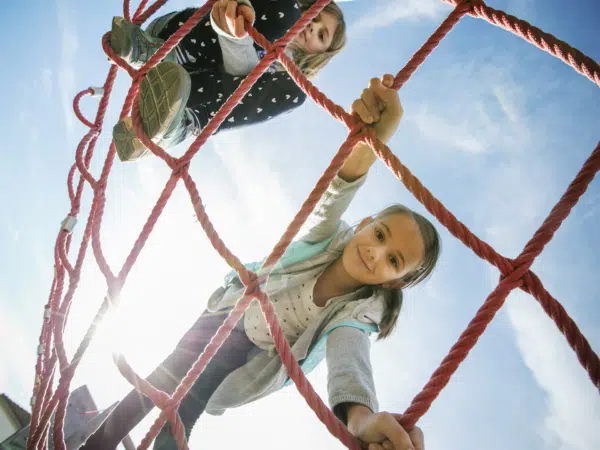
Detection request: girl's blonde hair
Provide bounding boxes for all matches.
[293,0,347,78]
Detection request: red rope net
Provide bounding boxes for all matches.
[27,0,600,449]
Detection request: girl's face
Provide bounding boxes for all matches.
[342,214,426,287]
[294,11,338,54]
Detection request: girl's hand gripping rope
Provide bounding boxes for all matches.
[211,0,255,39]
[347,404,425,450]
[351,74,403,144]
[339,74,403,182]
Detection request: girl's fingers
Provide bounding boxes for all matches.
[369,74,402,116]
[351,99,373,124]
[234,15,245,37]
[211,2,221,28]
[368,77,393,108]
[369,444,385,450]
[361,88,380,122]
[382,439,394,450]
[408,427,425,450]
[238,4,255,24]
[381,74,394,88]
[352,74,400,125]
[376,413,413,450]
[225,0,237,35]
[216,2,227,32]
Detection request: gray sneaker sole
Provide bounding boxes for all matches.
[139,61,191,141]
[113,117,149,162]
[113,62,191,162]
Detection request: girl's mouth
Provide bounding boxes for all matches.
[358,247,372,273]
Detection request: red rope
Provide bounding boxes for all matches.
[441,0,600,86]
[28,0,599,449]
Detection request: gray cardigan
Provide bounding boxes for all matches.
[204,174,387,421]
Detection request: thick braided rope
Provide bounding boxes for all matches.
[50,67,123,450]
[29,64,120,450]
[441,0,600,87]
[28,0,599,449]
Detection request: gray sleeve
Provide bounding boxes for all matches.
[298,174,368,244]
[210,0,261,76]
[326,326,378,424]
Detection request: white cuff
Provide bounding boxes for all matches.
[210,0,256,41]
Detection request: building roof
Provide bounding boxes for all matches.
[0,394,31,428]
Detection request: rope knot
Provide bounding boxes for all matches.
[242,272,263,298]
[273,44,287,59]
[172,160,190,178]
[90,126,102,138]
[348,119,378,149]
[154,394,175,412]
[497,258,531,291]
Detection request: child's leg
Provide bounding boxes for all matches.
[113,61,194,161]
[79,310,255,450]
[151,337,250,450]
[144,12,180,39]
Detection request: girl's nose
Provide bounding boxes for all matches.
[367,246,387,264]
[365,246,378,261]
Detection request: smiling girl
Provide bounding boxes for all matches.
[80,74,439,450]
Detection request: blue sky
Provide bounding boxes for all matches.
[1,0,599,449]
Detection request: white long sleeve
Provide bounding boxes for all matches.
[210,0,261,75]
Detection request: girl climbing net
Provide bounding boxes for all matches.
[79,74,440,450]
[111,0,347,161]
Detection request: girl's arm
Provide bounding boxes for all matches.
[211,0,260,76]
[326,327,424,450]
[211,0,303,74]
[326,326,378,420]
[338,75,403,182]
[297,75,403,243]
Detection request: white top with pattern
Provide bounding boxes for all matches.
[244,271,328,350]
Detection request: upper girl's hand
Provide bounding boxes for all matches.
[211,0,255,39]
[350,74,403,144]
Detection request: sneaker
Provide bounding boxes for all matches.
[110,16,176,67]
[113,61,195,162]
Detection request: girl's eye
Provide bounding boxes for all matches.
[375,229,384,241]
[389,256,399,268]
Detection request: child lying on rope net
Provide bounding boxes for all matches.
[79,74,438,450]
[111,0,347,161]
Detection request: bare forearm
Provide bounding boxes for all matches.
[346,403,374,434]
[337,142,377,182]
